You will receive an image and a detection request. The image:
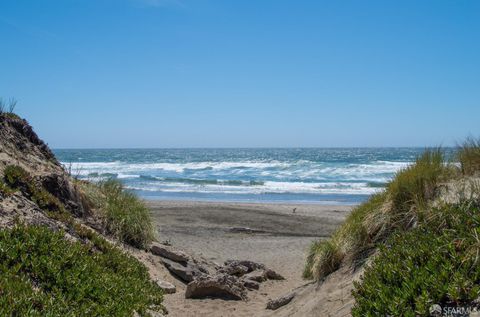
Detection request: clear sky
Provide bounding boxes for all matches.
[0,0,479,148]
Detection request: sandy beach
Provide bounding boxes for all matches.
[147,200,353,317]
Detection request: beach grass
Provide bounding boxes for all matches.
[304,139,480,313]
[387,148,447,214]
[3,164,155,249]
[457,137,480,176]
[77,179,155,249]
[0,98,19,119]
[304,149,452,281]
[303,239,342,280]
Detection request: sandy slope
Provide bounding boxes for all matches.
[146,200,353,317]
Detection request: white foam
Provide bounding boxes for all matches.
[61,159,412,196]
[129,180,381,196]
[62,161,290,174]
[117,173,140,179]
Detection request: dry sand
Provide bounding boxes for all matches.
[146,200,353,317]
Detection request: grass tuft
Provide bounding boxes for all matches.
[303,239,342,280]
[102,179,155,248]
[304,149,451,281]
[387,149,447,215]
[0,97,18,116]
[77,179,155,249]
[457,137,480,176]
[3,165,154,249]
[303,192,386,280]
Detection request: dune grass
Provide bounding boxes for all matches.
[349,144,480,315]
[387,148,446,213]
[0,98,20,119]
[304,149,451,280]
[457,137,480,176]
[0,97,17,114]
[100,179,155,248]
[303,192,386,279]
[0,224,163,316]
[77,179,155,249]
[303,239,342,280]
[3,165,155,249]
[306,139,480,315]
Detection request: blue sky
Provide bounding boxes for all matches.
[0,0,479,148]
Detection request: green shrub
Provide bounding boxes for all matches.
[4,165,29,188]
[352,200,480,316]
[73,222,113,252]
[0,180,15,196]
[457,137,480,176]
[0,224,163,316]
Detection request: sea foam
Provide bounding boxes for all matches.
[56,147,429,203]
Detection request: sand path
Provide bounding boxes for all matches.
[146,200,353,317]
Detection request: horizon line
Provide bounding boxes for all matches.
[52,145,458,150]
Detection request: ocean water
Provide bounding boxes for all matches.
[54,148,435,205]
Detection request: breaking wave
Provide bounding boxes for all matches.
[55,148,427,203]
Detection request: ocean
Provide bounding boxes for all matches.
[53,148,445,205]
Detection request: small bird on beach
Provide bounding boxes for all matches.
[293,208,297,213]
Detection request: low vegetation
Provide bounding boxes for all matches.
[77,179,155,249]
[303,239,342,280]
[457,137,480,176]
[4,165,65,213]
[352,200,480,316]
[3,164,155,248]
[303,139,480,315]
[304,149,452,280]
[0,97,17,113]
[0,98,20,119]
[0,179,15,197]
[0,110,163,315]
[387,148,448,214]
[0,224,163,316]
[1,165,164,315]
